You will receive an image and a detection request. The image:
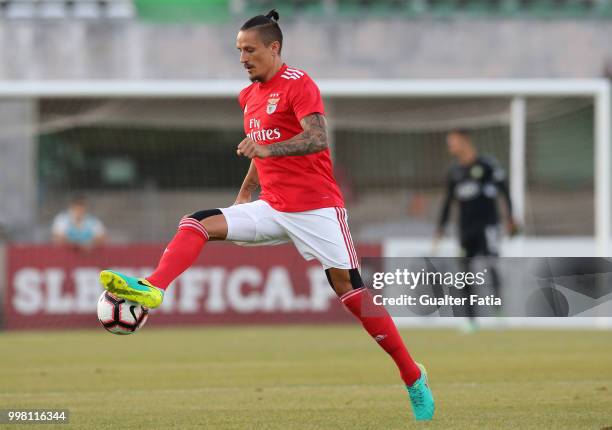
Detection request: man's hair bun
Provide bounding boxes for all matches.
[266,9,279,22]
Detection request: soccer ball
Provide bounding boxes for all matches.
[97,291,149,335]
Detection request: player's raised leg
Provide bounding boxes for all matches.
[327,268,435,421]
[99,209,228,308]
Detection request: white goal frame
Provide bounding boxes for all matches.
[1,79,610,255]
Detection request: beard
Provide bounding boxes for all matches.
[246,67,262,83]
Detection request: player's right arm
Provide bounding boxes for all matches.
[436,171,456,238]
[234,160,259,205]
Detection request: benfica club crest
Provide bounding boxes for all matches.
[267,93,280,114]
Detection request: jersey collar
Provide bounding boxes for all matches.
[258,63,288,89]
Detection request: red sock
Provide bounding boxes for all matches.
[341,288,421,386]
[146,218,208,290]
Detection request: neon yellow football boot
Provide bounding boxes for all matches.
[99,270,164,309]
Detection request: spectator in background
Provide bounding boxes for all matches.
[52,195,106,250]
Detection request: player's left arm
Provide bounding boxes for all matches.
[236,113,328,159]
[265,114,328,157]
[492,162,519,235]
[267,113,328,157]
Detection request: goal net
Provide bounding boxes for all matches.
[27,94,599,244]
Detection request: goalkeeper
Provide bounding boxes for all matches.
[436,129,518,326]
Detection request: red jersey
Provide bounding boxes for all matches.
[238,64,345,212]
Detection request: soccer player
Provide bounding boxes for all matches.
[436,129,517,327]
[98,10,434,421]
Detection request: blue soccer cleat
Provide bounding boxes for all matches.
[406,363,435,421]
[99,270,164,309]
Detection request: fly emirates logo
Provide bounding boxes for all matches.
[247,118,281,142]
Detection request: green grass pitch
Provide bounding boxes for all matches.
[1,326,612,429]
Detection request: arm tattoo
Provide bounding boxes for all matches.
[267,114,328,157]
